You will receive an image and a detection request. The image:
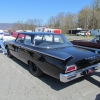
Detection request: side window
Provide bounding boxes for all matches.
[54,35,64,43]
[16,34,25,43]
[34,35,43,46]
[92,37,99,43]
[43,35,53,42]
[96,37,100,43]
[24,35,31,45]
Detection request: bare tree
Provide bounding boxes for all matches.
[12,19,43,31]
[93,0,100,10]
[78,6,91,29]
[90,0,100,29]
[46,12,77,33]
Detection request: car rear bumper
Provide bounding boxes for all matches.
[60,63,100,83]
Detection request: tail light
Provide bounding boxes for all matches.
[65,65,77,73]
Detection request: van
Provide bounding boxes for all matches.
[90,29,100,35]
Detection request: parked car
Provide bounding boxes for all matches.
[5,32,100,83]
[76,31,90,36]
[71,35,100,49]
[10,32,18,38]
[76,31,86,36]
[0,33,15,47]
[3,33,15,42]
[10,32,24,38]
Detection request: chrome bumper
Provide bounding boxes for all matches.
[60,63,100,83]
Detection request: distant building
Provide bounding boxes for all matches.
[69,28,87,34]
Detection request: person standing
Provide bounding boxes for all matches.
[86,31,89,38]
[84,32,86,38]
[0,33,6,54]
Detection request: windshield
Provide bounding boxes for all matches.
[89,36,100,43]
[33,34,73,48]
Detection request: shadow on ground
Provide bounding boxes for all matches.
[11,57,100,90]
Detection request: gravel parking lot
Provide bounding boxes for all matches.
[0,38,100,100]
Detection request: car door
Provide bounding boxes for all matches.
[19,34,33,64]
[11,33,25,59]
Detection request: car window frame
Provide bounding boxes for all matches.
[33,34,73,48]
[15,33,25,44]
[24,35,32,46]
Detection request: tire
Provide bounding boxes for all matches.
[29,61,43,77]
[6,47,12,58]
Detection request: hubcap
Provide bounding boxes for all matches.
[31,63,37,73]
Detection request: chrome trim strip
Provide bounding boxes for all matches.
[60,63,100,83]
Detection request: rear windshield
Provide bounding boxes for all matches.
[33,34,73,48]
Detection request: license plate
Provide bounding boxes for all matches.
[82,68,94,75]
[87,69,93,74]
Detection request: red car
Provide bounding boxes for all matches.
[71,35,100,49]
[10,32,24,38]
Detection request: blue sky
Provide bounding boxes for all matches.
[0,0,93,24]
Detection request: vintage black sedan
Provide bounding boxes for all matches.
[5,32,100,83]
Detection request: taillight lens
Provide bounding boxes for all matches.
[65,65,77,73]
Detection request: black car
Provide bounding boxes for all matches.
[5,32,100,83]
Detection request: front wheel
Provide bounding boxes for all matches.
[6,48,12,58]
[29,61,43,77]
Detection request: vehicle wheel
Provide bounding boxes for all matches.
[6,48,12,58]
[29,61,43,77]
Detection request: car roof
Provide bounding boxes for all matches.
[18,32,57,35]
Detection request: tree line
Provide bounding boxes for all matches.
[12,0,100,34]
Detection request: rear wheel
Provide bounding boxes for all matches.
[29,61,43,77]
[6,47,12,58]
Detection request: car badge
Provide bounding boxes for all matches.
[85,56,96,60]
